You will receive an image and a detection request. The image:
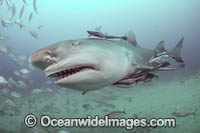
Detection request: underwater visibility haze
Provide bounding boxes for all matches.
[0,0,200,133]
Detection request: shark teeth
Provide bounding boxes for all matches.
[48,66,95,81]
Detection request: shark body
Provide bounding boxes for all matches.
[30,31,184,94]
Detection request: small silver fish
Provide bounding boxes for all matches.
[1,20,7,27]
[23,0,28,5]
[14,20,24,30]
[105,103,116,109]
[19,5,25,19]
[33,0,38,14]
[6,0,11,9]
[11,3,17,19]
[1,18,12,24]
[0,36,6,41]
[29,31,39,39]
[29,12,33,22]
[38,25,43,30]
[172,109,197,117]
[0,0,3,5]
[107,110,126,118]
[82,104,93,110]
[1,18,12,27]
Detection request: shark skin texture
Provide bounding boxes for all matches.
[30,31,184,94]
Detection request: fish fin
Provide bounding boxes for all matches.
[123,109,127,114]
[124,30,139,47]
[20,25,24,31]
[82,91,88,95]
[95,25,102,32]
[154,40,166,54]
[193,109,198,116]
[170,37,184,63]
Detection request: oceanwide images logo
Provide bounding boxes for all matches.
[24,114,176,129]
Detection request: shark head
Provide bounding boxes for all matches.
[30,39,132,92]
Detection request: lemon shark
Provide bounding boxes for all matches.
[30,31,184,94]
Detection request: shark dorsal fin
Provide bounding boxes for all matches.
[154,40,166,54]
[124,30,139,47]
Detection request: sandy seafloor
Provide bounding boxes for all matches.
[0,69,199,133]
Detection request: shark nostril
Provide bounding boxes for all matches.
[46,59,51,63]
[46,56,56,64]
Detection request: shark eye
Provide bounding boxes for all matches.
[46,50,55,58]
[71,41,83,46]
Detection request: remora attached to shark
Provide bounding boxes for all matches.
[30,31,185,94]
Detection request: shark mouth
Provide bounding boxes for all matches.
[48,66,97,82]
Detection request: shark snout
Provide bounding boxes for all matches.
[30,49,54,70]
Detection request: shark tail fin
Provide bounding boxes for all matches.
[124,30,139,47]
[170,37,184,63]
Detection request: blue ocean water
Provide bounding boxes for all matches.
[0,0,200,133]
